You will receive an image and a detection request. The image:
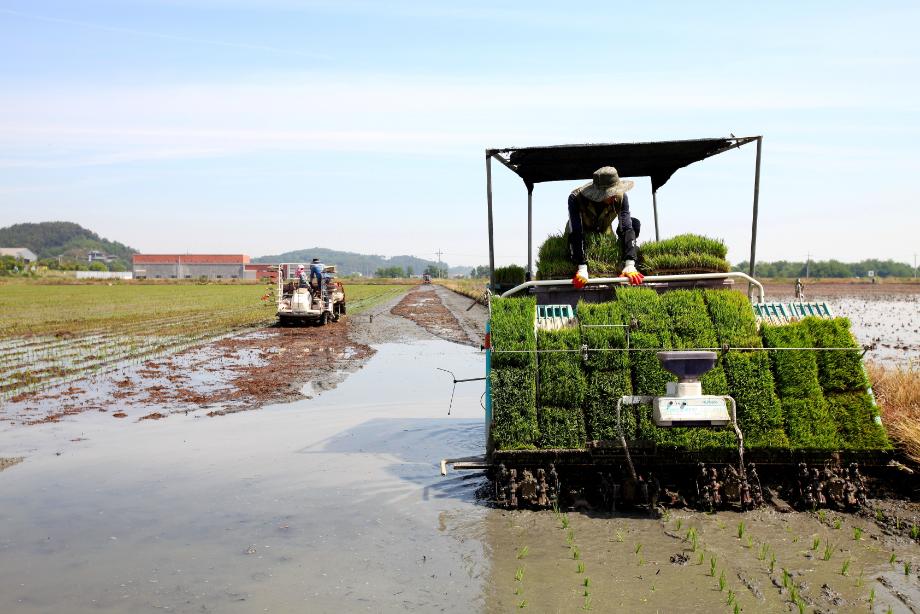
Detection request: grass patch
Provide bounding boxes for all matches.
[868,362,920,462]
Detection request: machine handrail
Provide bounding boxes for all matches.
[499,271,765,303]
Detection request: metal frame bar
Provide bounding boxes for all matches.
[500,271,766,303]
[486,152,496,290]
[748,136,763,280]
[651,181,660,241]
[527,183,534,278]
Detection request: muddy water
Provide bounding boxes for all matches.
[0,340,491,613]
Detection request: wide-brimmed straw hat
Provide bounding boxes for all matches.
[578,166,634,202]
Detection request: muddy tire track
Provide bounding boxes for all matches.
[390,285,476,346]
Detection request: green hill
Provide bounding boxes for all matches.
[254,247,467,277]
[0,221,137,264]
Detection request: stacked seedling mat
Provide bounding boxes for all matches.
[489,289,889,454]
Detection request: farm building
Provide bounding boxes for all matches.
[133,254,250,279]
[244,263,277,281]
[0,247,38,263]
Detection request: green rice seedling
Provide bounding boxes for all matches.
[518,599,527,609]
[782,568,791,589]
[583,577,590,588]
[818,510,827,523]
[640,252,730,275]
[853,527,863,541]
[905,561,913,575]
[804,317,868,391]
[489,297,537,369]
[769,552,777,574]
[833,518,841,530]
[795,598,805,614]
[825,391,890,450]
[537,405,587,449]
[537,327,587,408]
[490,367,539,450]
[561,514,570,530]
[676,518,682,531]
[870,587,876,608]
[705,289,760,348]
[721,351,789,449]
[737,521,746,539]
[718,570,726,592]
[514,567,525,582]
[812,537,821,551]
[566,528,575,545]
[582,595,591,611]
[733,603,741,614]
[637,557,645,567]
[841,558,851,576]
[746,535,754,549]
[614,529,624,542]
[493,265,526,286]
[661,510,671,522]
[572,546,580,560]
[890,553,897,565]
[517,546,529,560]
[762,321,839,449]
[726,589,736,606]
[911,525,920,540]
[876,509,884,521]
[790,583,798,604]
[759,543,769,561]
[710,556,717,577]
[634,543,642,555]
[536,232,622,280]
[638,234,729,275]
[822,542,834,561]
[792,536,799,544]
[583,369,634,440]
[887,606,894,614]
[896,517,902,530]
[696,552,704,565]
[577,561,585,573]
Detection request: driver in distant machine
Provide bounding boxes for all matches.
[567,166,644,288]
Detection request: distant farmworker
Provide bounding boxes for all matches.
[296,264,309,289]
[795,278,805,301]
[567,166,644,288]
[309,258,325,289]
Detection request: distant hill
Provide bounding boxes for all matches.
[0,221,137,263]
[254,247,472,277]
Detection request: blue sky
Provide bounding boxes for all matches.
[1,1,918,268]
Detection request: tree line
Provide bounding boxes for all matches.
[734,259,917,278]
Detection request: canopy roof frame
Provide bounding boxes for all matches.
[484,136,763,290]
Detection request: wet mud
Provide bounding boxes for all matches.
[390,284,480,346]
[0,456,22,472]
[479,506,920,613]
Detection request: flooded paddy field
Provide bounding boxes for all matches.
[1,283,918,613]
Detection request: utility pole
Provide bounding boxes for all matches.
[435,249,444,279]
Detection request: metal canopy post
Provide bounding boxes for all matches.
[526,183,534,280]
[651,181,660,241]
[486,152,496,290]
[748,136,763,288]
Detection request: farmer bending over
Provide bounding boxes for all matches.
[567,166,644,288]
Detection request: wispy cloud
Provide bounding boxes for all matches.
[0,7,332,59]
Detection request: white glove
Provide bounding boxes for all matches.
[573,264,589,288]
[621,260,637,275]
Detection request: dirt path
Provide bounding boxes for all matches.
[390,284,486,347]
